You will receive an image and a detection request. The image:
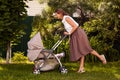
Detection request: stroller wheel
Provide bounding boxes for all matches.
[59,66,68,74]
[33,66,40,74]
[33,69,40,74]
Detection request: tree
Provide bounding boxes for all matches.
[0,0,28,63]
[83,0,120,61]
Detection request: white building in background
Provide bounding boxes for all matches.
[25,0,47,16]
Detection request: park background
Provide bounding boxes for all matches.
[0,0,120,80]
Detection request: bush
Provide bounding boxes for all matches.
[83,19,120,62]
[12,52,28,63]
[0,57,5,63]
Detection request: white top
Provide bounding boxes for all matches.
[62,15,79,33]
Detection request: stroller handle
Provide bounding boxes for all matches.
[51,35,67,51]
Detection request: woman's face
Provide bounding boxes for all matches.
[55,13,63,19]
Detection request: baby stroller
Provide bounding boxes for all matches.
[27,32,67,74]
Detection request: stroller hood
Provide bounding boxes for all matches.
[27,32,44,61]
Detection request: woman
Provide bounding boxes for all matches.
[53,8,107,73]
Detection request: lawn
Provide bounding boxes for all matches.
[0,61,120,80]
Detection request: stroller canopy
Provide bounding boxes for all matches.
[27,32,44,61]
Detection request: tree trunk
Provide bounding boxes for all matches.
[6,41,11,64]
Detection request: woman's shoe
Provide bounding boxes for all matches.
[77,70,85,73]
[77,68,85,73]
[101,55,107,64]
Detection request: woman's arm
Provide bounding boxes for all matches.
[64,17,78,35]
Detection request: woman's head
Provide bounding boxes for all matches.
[53,8,68,19]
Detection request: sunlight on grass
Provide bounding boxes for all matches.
[0,66,4,70]
[0,61,120,80]
[114,73,120,79]
[0,66,7,71]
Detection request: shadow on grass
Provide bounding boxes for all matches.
[0,61,120,80]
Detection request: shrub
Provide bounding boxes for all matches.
[83,19,120,62]
[12,52,28,63]
[0,57,5,63]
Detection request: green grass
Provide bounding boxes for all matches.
[0,61,120,80]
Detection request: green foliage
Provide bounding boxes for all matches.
[0,57,5,63]
[83,19,119,61]
[0,0,28,49]
[12,52,28,63]
[83,0,120,61]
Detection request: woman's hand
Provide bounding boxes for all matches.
[64,32,70,35]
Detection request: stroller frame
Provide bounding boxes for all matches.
[33,35,68,74]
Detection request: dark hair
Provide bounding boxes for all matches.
[55,8,68,15]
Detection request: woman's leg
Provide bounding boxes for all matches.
[90,50,107,64]
[78,56,85,73]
